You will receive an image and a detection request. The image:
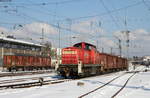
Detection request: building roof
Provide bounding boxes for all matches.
[0,36,42,47]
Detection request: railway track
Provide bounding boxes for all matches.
[78,72,137,98]
[0,75,54,85]
[0,70,54,77]
[0,78,72,90]
[111,73,136,98]
[0,71,138,91]
[0,71,124,90]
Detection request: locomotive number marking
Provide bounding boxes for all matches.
[63,51,77,54]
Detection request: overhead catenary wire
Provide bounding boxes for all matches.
[0,0,86,6]
[0,1,144,23]
[0,8,99,41]
[104,0,126,28]
[26,0,68,19]
[0,1,71,25]
[142,0,150,10]
[0,17,149,26]
[98,0,120,28]
[0,1,148,39]
[2,7,149,46]
[59,1,143,21]
[17,5,67,19]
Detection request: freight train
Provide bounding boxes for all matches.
[57,42,128,78]
[0,36,51,71]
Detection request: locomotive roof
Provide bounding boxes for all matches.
[73,42,96,48]
[0,36,42,47]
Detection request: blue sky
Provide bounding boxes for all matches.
[1,0,149,29]
[0,0,150,57]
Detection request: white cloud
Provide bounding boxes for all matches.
[131,29,150,41]
[0,27,9,35]
[114,29,150,41]
[100,37,117,47]
[10,22,59,43]
[0,20,150,57]
[13,22,58,36]
[68,19,113,48]
[71,18,105,35]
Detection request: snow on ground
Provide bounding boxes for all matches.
[128,62,147,72]
[116,71,150,98]
[0,72,62,87]
[0,65,150,98]
[0,69,54,73]
[0,72,125,98]
[0,72,59,81]
[84,73,134,98]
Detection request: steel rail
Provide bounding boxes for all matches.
[0,70,53,77]
[0,79,72,90]
[111,72,136,98]
[78,73,126,98]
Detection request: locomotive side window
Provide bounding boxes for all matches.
[89,46,92,50]
[74,43,82,48]
[91,46,96,51]
[85,44,90,50]
[85,44,95,50]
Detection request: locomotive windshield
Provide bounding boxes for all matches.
[73,42,97,50]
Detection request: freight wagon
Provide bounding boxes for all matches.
[0,36,51,71]
[57,42,128,77]
[3,55,51,71]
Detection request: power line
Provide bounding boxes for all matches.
[26,0,68,19]
[0,0,146,41]
[0,3,68,19]
[59,1,143,21]
[0,0,86,6]
[98,0,120,28]
[0,1,69,23]
[0,0,144,23]
[3,9,98,39]
[18,5,67,19]
[104,0,125,28]
[143,0,150,10]
[0,17,149,26]
[0,21,25,25]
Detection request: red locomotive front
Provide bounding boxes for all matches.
[61,47,79,65]
[57,42,101,77]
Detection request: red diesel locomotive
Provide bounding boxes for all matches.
[57,42,128,77]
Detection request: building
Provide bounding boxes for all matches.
[0,36,45,70]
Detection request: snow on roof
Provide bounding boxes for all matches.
[0,36,42,47]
